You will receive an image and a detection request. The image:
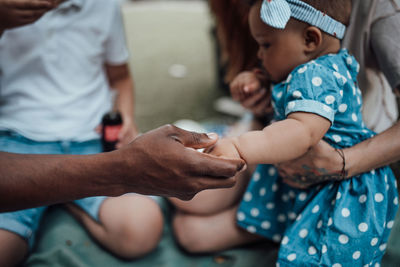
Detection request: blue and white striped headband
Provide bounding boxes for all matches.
[260,0,346,39]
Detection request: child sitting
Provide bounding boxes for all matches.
[172,0,398,266]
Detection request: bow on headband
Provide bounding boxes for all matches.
[260,0,346,39]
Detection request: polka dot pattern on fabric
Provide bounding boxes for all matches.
[298,193,307,201]
[298,66,307,73]
[352,113,358,122]
[308,246,317,255]
[288,212,297,220]
[339,234,349,244]
[277,214,286,223]
[261,221,271,229]
[358,223,368,232]
[273,234,281,242]
[293,90,302,98]
[359,195,367,203]
[247,225,257,233]
[272,184,278,192]
[266,202,275,210]
[346,57,353,65]
[237,212,245,221]
[287,101,295,110]
[287,253,296,261]
[312,205,320,213]
[375,193,384,203]
[332,135,342,143]
[235,50,398,267]
[244,192,252,202]
[338,104,347,113]
[268,167,276,176]
[325,95,335,104]
[259,187,266,196]
[299,229,308,238]
[312,77,322,86]
[250,208,259,217]
[341,208,350,217]
[353,251,361,260]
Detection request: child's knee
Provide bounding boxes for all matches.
[107,196,164,259]
[172,214,211,254]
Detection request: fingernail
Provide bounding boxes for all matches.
[244,86,249,92]
[206,132,218,140]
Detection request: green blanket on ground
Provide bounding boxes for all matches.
[24,200,279,267]
[23,199,400,267]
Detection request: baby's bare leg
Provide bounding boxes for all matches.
[0,230,28,267]
[173,205,262,253]
[66,194,163,259]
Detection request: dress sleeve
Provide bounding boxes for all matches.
[284,63,343,124]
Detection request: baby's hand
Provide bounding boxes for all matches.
[205,137,242,161]
[230,71,262,102]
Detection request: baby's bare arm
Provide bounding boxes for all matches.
[232,112,331,165]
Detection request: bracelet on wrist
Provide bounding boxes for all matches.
[334,148,346,180]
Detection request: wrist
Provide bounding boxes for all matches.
[87,152,127,196]
[342,147,356,178]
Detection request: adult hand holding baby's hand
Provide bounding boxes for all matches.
[0,0,56,32]
[205,137,244,163]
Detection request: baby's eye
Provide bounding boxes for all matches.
[262,43,270,49]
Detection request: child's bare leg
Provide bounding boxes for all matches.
[66,194,163,259]
[173,205,262,253]
[0,230,28,267]
[170,165,255,215]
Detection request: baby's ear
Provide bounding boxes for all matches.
[303,26,322,52]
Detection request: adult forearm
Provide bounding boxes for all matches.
[0,152,122,212]
[344,121,400,177]
[0,125,246,212]
[113,76,135,122]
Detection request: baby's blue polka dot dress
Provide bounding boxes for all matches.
[237,49,398,267]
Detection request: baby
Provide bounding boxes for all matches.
[203,0,398,265]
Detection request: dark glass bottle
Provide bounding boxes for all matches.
[101,111,122,152]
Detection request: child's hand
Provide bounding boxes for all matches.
[205,137,242,161]
[230,70,262,102]
[0,0,56,30]
[116,120,139,149]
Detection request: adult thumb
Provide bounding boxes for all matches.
[177,128,219,150]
